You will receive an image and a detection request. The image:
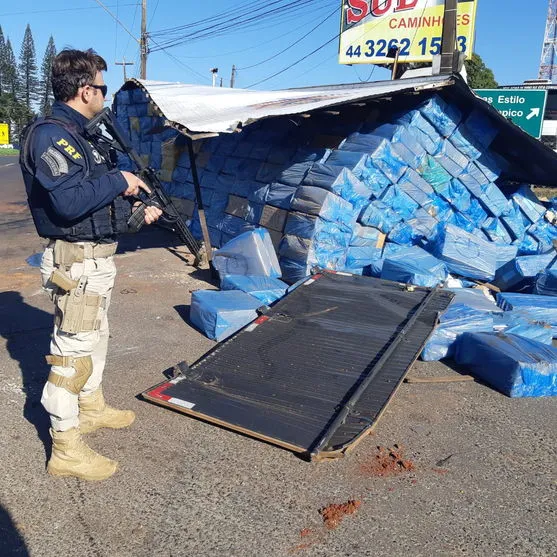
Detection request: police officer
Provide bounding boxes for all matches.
[20,48,162,481]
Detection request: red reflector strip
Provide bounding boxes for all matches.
[254,315,270,325]
[146,383,172,401]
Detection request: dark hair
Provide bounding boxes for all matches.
[52,48,107,102]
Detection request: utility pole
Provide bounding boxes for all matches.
[439,0,458,74]
[116,58,134,81]
[140,0,148,79]
[230,65,236,88]
[210,68,218,87]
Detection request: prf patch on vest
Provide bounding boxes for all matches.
[41,146,69,177]
[55,137,83,161]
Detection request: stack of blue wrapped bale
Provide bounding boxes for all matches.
[113,88,557,291]
[190,229,288,341]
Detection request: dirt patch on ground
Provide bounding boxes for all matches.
[359,444,415,477]
[0,270,38,291]
[0,201,28,214]
[318,500,361,530]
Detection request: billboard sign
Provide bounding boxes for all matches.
[475,89,548,139]
[0,123,9,145]
[338,0,477,65]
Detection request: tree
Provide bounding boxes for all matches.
[0,26,6,93]
[465,53,498,89]
[18,24,39,113]
[4,39,18,98]
[39,36,56,115]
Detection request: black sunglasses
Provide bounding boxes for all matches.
[89,84,108,97]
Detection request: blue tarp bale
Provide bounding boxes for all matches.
[381,245,447,287]
[213,228,281,279]
[482,217,513,244]
[511,185,546,224]
[369,123,427,160]
[190,290,262,342]
[278,233,347,274]
[497,291,557,313]
[350,223,384,247]
[396,168,435,206]
[495,243,519,271]
[220,274,288,305]
[492,311,553,346]
[339,133,407,183]
[303,164,371,209]
[418,155,452,192]
[324,150,370,178]
[290,186,357,231]
[380,185,420,220]
[345,245,383,269]
[535,269,557,296]
[265,182,297,210]
[419,94,462,137]
[494,253,557,291]
[455,332,557,397]
[359,199,402,233]
[477,182,511,218]
[431,224,496,281]
[447,288,502,313]
[421,304,494,361]
[393,109,440,154]
[527,218,557,253]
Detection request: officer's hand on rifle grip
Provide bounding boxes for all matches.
[121,171,151,197]
[143,205,163,224]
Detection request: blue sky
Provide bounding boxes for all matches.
[0,0,549,100]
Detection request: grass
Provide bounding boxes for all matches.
[0,148,19,156]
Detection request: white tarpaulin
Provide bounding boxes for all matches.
[122,75,454,136]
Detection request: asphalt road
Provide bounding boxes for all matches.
[0,157,555,556]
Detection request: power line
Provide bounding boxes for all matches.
[147,36,212,83]
[238,6,339,70]
[92,0,139,45]
[246,32,340,88]
[150,0,321,52]
[0,3,138,16]
[168,3,334,60]
[245,0,394,89]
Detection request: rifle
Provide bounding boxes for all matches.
[84,107,205,266]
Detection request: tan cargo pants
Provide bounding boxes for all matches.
[40,241,117,431]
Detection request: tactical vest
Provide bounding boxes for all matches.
[20,114,131,242]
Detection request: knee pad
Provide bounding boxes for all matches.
[45,355,93,395]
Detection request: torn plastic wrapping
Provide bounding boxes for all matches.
[455,332,557,397]
[213,228,281,279]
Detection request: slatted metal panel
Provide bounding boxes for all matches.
[143,272,453,459]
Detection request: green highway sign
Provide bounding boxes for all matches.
[474,89,548,139]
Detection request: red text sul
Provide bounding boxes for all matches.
[346,0,419,24]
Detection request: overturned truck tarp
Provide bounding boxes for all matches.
[143,272,453,460]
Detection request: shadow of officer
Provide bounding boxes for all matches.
[0,503,29,557]
[0,291,53,462]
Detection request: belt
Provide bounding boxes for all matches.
[50,239,118,266]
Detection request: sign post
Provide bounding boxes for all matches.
[0,123,9,145]
[474,89,548,138]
